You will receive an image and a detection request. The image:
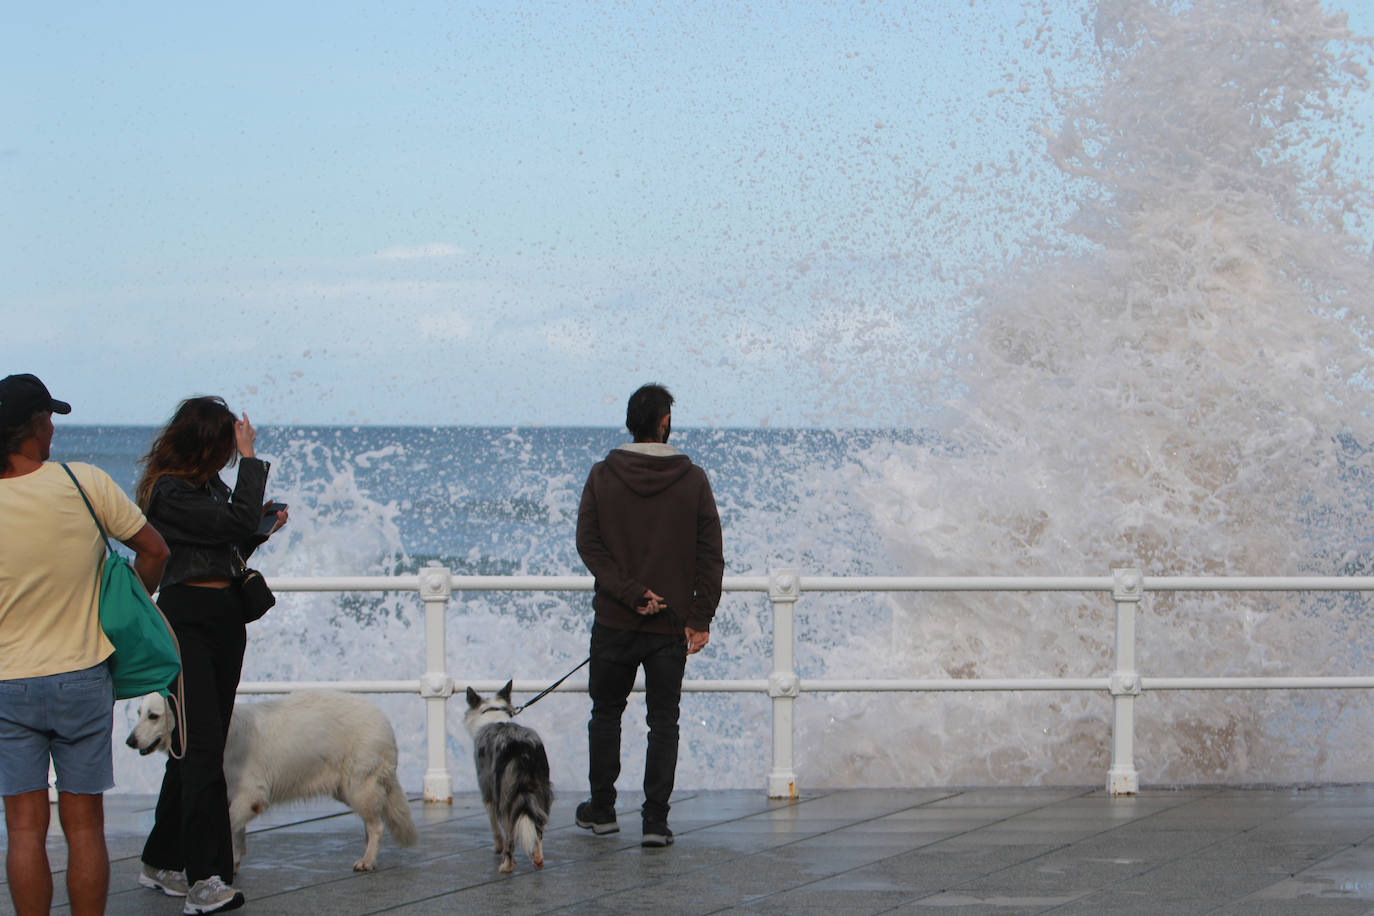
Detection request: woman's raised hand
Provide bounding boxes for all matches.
[235,412,257,459]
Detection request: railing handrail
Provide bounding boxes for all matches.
[268,572,1374,592]
[243,567,1374,802]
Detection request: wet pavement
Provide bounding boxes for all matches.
[4,785,1374,914]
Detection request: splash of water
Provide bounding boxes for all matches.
[112,426,885,795]
[803,0,1374,787]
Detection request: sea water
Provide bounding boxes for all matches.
[64,424,902,794]
[65,0,1374,794]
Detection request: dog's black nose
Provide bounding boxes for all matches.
[125,734,138,748]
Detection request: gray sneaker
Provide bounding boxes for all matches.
[642,820,674,847]
[576,800,619,835]
[182,876,245,914]
[138,863,187,896]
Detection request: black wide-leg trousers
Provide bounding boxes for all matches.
[141,583,246,883]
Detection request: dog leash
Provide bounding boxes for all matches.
[512,656,590,715]
[512,601,687,715]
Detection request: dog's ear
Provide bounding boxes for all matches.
[498,680,513,702]
[465,686,482,709]
[143,693,166,720]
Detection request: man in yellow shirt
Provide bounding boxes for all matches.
[0,374,168,916]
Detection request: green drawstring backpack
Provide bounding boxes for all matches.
[61,463,182,701]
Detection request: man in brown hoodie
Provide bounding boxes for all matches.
[574,383,724,847]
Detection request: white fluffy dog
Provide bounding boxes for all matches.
[127,689,418,871]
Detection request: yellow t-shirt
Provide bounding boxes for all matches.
[0,462,148,679]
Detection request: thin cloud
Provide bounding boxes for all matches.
[417,311,474,341]
[374,242,467,261]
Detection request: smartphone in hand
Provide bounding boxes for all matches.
[257,501,288,536]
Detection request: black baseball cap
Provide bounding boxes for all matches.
[0,374,72,427]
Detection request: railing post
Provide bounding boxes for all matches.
[418,562,454,803]
[766,568,801,798]
[1108,567,1142,796]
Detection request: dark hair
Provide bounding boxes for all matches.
[135,396,237,508]
[0,411,44,475]
[626,383,674,442]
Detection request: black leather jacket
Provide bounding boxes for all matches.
[147,457,271,589]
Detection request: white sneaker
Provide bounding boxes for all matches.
[183,875,245,914]
[138,862,188,896]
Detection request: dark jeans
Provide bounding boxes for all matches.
[587,622,687,822]
[141,583,246,883]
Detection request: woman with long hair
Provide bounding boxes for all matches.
[134,396,287,915]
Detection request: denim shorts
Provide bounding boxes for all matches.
[0,662,115,796]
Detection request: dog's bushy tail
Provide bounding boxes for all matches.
[383,775,418,847]
[513,814,542,857]
[499,743,553,857]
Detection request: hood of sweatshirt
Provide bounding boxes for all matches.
[605,443,694,497]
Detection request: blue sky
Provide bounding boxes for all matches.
[3,1,1370,427]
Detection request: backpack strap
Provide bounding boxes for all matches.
[61,463,113,555]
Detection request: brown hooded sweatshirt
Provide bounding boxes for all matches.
[576,442,724,634]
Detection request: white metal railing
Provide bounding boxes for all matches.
[241,564,1374,802]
